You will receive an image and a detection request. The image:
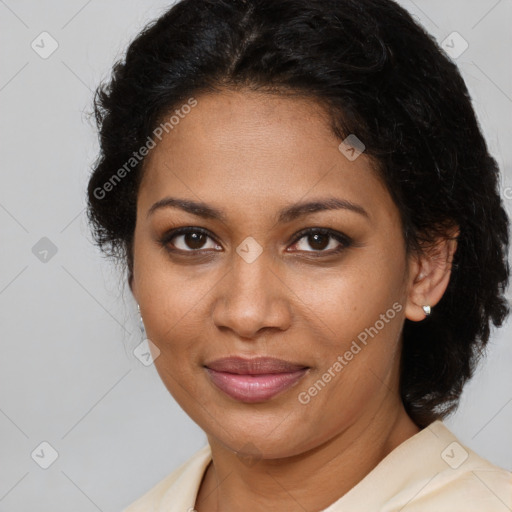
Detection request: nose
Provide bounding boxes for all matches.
[212,251,292,340]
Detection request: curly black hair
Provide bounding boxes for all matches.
[86,0,510,428]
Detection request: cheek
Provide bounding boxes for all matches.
[132,239,218,335]
[297,276,404,374]
[286,250,407,400]
[288,250,406,343]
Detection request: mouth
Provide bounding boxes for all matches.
[204,356,309,403]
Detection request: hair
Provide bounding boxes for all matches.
[86,0,510,428]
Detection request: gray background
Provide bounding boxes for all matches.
[1,0,511,510]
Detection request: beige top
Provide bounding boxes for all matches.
[123,420,512,511]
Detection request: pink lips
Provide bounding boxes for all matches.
[204,356,308,403]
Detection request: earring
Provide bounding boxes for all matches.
[137,303,146,337]
[422,305,431,316]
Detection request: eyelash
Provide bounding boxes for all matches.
[289,227,352,256]
[157,226,353,257]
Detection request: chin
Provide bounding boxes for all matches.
[202,407,318,458]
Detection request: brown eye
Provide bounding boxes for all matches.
[306,233,330,251]
[289,228,352,254]
[182,231,207,249]
[160,227,222,252]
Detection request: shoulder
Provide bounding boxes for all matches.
[426,438,512,510]
[121,444,212,512]
[328,420,512,512]
[386,421,512,511]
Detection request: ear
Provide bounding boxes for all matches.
[404,224,459,322]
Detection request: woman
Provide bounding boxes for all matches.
[87,0,512,510]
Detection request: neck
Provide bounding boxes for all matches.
[195,400,420,512]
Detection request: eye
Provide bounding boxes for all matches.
[159,227,222,252]
[158,226,352,256]
[288,228,352,255]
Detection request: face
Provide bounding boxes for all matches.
[131,89,416,458]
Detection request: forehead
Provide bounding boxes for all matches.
[138,89,396,225]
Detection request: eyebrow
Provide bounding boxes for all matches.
[147,196,369,223]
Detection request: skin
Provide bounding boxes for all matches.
[130,89,458,511]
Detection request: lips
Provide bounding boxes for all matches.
[204,356,309,403]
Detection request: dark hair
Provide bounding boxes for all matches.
[86,0,510,427]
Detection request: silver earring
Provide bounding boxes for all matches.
[422,305,431,316]
[137,304,146,336]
